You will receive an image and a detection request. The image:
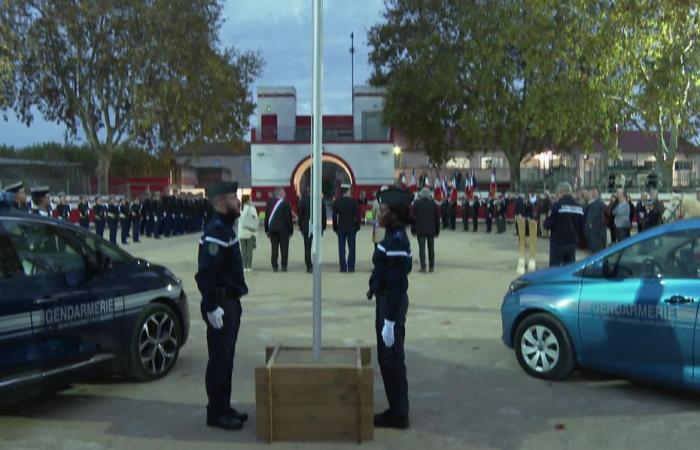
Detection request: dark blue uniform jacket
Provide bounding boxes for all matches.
[195,211,248,314]
[369,225,412,322]
[544,195,585,247]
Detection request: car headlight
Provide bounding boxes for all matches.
[509,278,531,293]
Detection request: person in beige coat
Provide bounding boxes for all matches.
[237,195,259,272]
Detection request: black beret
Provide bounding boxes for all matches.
[377,187,413,206]
[206,182,239,198]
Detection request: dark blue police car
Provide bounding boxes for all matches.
[0,211,189,393]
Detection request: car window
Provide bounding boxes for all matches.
[604,230,700,280]
[69,229,133,267]
[0,233,24,280]
[2,220,87,276]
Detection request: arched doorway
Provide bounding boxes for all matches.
[291,153,355,200]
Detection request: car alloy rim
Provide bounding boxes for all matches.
[139,312,178,375]
[521,325,560,373]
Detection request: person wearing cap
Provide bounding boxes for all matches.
[93,197,107,238]
[264,188,294,272]
[195,182,249,431]
[332,183,361,272]
[30,186,51,216]
[78,196,90,229]
[4,181,28,212]
[130,196,142,243]
[107,197,120,245]
[367,187,413,430]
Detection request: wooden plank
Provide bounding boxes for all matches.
[265,367,373,386]
[254,367,270,441]
[270,405,373,441]
[254,384,373,406]
[360,347,371,366]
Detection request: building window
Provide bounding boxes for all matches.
[481,157,505,169]
[362,111,388,141]
[445,157,471,169]
[675,160,693,171]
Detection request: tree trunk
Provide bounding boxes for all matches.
[656,123,678,190]
[96,151,112,195]
[505,151,522,191]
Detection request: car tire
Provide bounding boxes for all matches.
[128,303,181,381]
[514,313,576,381]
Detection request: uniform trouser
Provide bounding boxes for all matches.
[417,234,435,270]
[120,219,130,243]
[240,237,255,269]
[462,215,469,231]
[303,233,313,270]
[486,217,493,233]
[145,217,153,237]
[337,230,357,272]
[108,220,118,244]
[203,298,242,416]
[154,219,162,238]
[449,212,456,230]
[497,217,506,233]
[442,213,449,229]
[549,244,576,267]
[79,220,89,229]
[95,221,105,238]
[269,232,290,270]
[616,227,630,242]
[132,218,141,242]
[375,295,409,418]
[472,216,478,232]
[587,227,607,254]
[140,217,147,236]
[164,215,173,237]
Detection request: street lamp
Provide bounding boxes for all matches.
[393,145,402,156]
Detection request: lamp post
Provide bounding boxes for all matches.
[311,0,323,361]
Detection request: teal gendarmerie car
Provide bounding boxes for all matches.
[501,218,700,387]
[0,212,189,397]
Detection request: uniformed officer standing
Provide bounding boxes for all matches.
[107,197,120,245]
[471,194,481,232]
[119,197,131,245]
[367,187,413,430]
[141,192,151,237]
[544,182,585,267]
[30,186,51,216]
[78,196,90,229]
[93,197,107,238]
[485,196,495,233]
[3,182,28,212]
[152,192,163,238]
[194,182,249,431]
[130,196,142,243]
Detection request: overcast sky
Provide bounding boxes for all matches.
[0,0,385,148]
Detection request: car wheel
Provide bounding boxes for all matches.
[514,313,576,381]
[128,303,181,381]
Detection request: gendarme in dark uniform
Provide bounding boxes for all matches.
[194,182,249,431]
[367,187,413,430]
[544,182,585,267]
[78,197,90,229]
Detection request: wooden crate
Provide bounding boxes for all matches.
[255,345,374,443]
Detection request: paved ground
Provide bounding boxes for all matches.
[2,225,700,450]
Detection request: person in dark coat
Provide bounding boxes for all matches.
[585,188,607,253]
[56,194,71,221]
[636,192,648,234]
[77,196,90,229]
[119,197,131,245]
[645,190,664,229]
[471,195,481,232]
[332,184,361,272]
[461,195,470,231]
[607,195,619,244]
[496,195,507,233]
[107,197,119,245]
[544,182,585,267]
[298,186,327,273]
[93,197,106,238]
[485,197,495,233]
[194,181,249,431]
[130,196,142,243]
[265,188,294,272]
[367,187,413,430]
[440,198,450,230]
[411,187,440,272]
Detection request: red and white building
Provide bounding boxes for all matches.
[250,86,397,209]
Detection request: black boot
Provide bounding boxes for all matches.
[374,409,409,429]
[228,407,249,422]
[207,412,244,430]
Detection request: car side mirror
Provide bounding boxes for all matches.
[586,259,611,278]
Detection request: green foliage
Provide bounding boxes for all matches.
[0,0,262,193]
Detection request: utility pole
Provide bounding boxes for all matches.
[350,31,355,137]
[311,0,324,361]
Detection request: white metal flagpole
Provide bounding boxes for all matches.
[311,0,324,361]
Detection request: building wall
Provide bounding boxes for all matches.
[257,87,297,141]
[176,154,251,188]
[353,87,387,140]
[251,142,395,187]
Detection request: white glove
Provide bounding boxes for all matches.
[381,320,395,347]
[206,307,225,329]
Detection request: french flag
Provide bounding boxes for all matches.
[471,169,478,192]
[489,167,497,198]
[410,169,418,193]
[434,172,443,201]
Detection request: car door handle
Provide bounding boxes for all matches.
[664,295,695,305]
